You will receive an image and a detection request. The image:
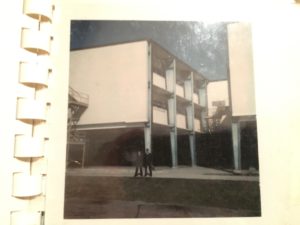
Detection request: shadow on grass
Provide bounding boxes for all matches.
[64,176,261,218]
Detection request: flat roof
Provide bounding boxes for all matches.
[71,39,210,81]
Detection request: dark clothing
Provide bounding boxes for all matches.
[134,151,144,177]
[134,166,143,177]
[144,152,153,177]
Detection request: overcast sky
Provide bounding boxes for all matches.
[71,21,229,81]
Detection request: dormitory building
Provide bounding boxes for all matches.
[67,23,258,172]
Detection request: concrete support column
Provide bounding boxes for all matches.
[199,86,207,107]
[166,69,175,93]
[189,133,196,166]
[186,103,196,166]
[186,105,193,130]
[168,98,177,167]
[167,60,177,167]
[199,82,208,131]
[82,142,86,168]
[146,42,152,153]
[168,98,175,125]
[200,110,207,131]
[184,79,192,101]
[232,122,241,170]
[170,129,178,167]
[144,126,151,153]
[187,72,196,166]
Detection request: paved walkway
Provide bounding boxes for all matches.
[66,166,259,182]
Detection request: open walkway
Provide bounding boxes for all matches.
[66,166,259,182]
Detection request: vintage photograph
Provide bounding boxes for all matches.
[64,20,260,218]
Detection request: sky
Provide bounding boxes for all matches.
[70,20,230,81]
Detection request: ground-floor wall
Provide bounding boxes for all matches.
[196,130,233,169]
[152,134,192,167]
[239,120,259,170]
[67,120,259,170]
[196,120,259,170]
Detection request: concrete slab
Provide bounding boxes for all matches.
[66,166,259,182]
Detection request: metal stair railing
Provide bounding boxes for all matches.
[69,86,89,106]
[67,87,89,167]
[206,106,231,132]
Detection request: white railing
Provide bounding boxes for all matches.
[153,72,166,89]
[176,113,187,129]
[176,84,184,98]
[153,106,168,125]
[194,119,201,132]
[193,93,199,104]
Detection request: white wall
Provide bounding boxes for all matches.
[69,41,148,125]
[227,23,256,117]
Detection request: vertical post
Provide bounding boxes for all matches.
[144,125,151,152]
[232,121,241,170]
[200,110,207,131]
[184,79,192,100]
[189,133,196,166]
[166,69,174,93]
[170,129,178,167]
[186,105,193,130]
[186,72,196,166]
[82,142,85,168]
[199,84,207,107]
[199,81,208,132]
[168,98,177,167]
[145,42,152,152]
[66,108,72,167]
[167,59,177,167]
[168,98,175,126]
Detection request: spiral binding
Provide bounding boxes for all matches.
[11,1,54,224]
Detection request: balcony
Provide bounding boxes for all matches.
[153,106,168,126]
[176,84,184,98]
[193,93,199,104]
[153,72,166,90]
[194,118,201,133]
[176,113,187,130]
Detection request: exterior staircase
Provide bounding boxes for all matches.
[67,87,89,167]
[207,106,231,132]
[68,87,89,141]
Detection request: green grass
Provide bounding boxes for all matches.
[65,176,261,212]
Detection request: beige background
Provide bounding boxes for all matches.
[50,1,300,225]
[1,1,300,225]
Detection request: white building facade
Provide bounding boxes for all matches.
[69,40,208,167]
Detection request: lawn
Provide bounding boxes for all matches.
[64,175,261,218]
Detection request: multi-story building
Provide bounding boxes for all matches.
[68,40,208,168]
[68,23,259,172]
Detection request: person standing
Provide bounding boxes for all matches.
[134,150,143,177]
[144,148,153,177]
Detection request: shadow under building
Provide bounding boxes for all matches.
[67,23,259,172]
